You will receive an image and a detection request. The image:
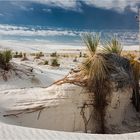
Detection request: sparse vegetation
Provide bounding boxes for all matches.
[30,53,36,56]
[44,60,49,65]
[50,52,57,57]
[0,50,12,71]
[51,58,60,67]
[35,52,44,59]
[13,51,23,58]
[56,34,140,133]
[79,52,82,57]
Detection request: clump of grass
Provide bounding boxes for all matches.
[13,52,23,58]
[44,60,49,65]
[50,52,57,57]
[35,52,44,59]
[51,58,60,67]
[0,50,12,71]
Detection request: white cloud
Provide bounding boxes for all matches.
[38,0,77,9]
[8,0,140,12]
[0,24,82,36]
[83,0,139,13]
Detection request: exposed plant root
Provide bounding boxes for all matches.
[80,103,94,133]
[3,105,46,118]
[37,110,43,120]
[52,73,87,87]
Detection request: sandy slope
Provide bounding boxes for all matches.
[0,58,69,90]
[0,122,139,140]
[0,57,140,139]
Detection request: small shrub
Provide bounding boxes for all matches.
[35,52,44,59]
[51,59,60,67]
[44,60,49,65]
[13,51,18,58]
[79,52,82,57]
[39,52,44,57]
[50,52,57,57]
[0,50,12,71]
[13,51,22,58]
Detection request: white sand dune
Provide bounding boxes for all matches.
[0,83,140,134]
[0,85,140,140]
[0,59,69,90]
[0,122,139,140]
[0,57,140,139]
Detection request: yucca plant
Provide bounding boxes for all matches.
[80,34,112,133]
[80,34,135,133]
[87,53,113,133]
[81,33,100,77]
[102,37,122,55]
[0,50,12,71]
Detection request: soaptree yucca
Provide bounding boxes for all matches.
[80,34,134,133]
[81,34,112,133]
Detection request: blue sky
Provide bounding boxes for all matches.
[0,0,139,29]
[0,0,140,50]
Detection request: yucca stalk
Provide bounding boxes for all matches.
[87,53,112,133]
[102,37,122,55]
[81,34,113,133]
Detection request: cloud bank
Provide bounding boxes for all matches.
[9,0,140,12]
[0,24,83,36]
